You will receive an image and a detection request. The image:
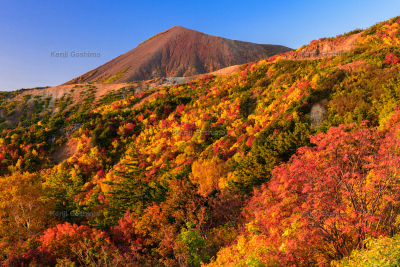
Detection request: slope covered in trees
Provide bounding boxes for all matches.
[1,15,400,266]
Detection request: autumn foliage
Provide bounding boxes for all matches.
[209,120,400,266]
[2,15,400,266]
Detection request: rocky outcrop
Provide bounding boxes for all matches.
[310,99,328,127]
[281,33,362,60]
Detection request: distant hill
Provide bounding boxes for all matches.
[64,26,292,84]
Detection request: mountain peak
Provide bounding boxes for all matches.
[64,28,292,84]
[169,26,186,30]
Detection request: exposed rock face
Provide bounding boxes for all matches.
[310,99,328,127]
[281,33,362,60]
[164,77,193,85]
[64,26,292,84]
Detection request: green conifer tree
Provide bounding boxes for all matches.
[232,120,313,195]
[102,147,151,226]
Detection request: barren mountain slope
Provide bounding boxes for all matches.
[64,26,292,84]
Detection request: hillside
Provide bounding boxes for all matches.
[1,16,400,267]
[64,26,292,84]
[0,65,241,131]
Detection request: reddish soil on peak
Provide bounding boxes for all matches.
[64,26,292,84]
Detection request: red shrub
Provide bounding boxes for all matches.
[245,122,400,265]
[246,136,255,147]
[125,123,135,134]
[96,169,105,178]
[385,53,400,64]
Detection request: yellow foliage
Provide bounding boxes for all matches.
[175,153,187,166]
[218,171,236,189]
[175,141,187,151]
[184,144,196,156]
[0,172,56,243]
[77,140,86,152]
[112,139,119,149]
[191,157,229,196]
[152,144,163,154]
[101,172,116,193]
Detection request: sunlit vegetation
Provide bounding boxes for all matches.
[1,16,400,266]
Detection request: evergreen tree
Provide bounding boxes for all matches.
[102,147,151,227]
[232,119,313,195]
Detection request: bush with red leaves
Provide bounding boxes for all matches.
[385,53,400,64]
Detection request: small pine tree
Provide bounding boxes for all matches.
[102,147,151,227]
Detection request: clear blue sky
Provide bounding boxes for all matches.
[1,0,399,91]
